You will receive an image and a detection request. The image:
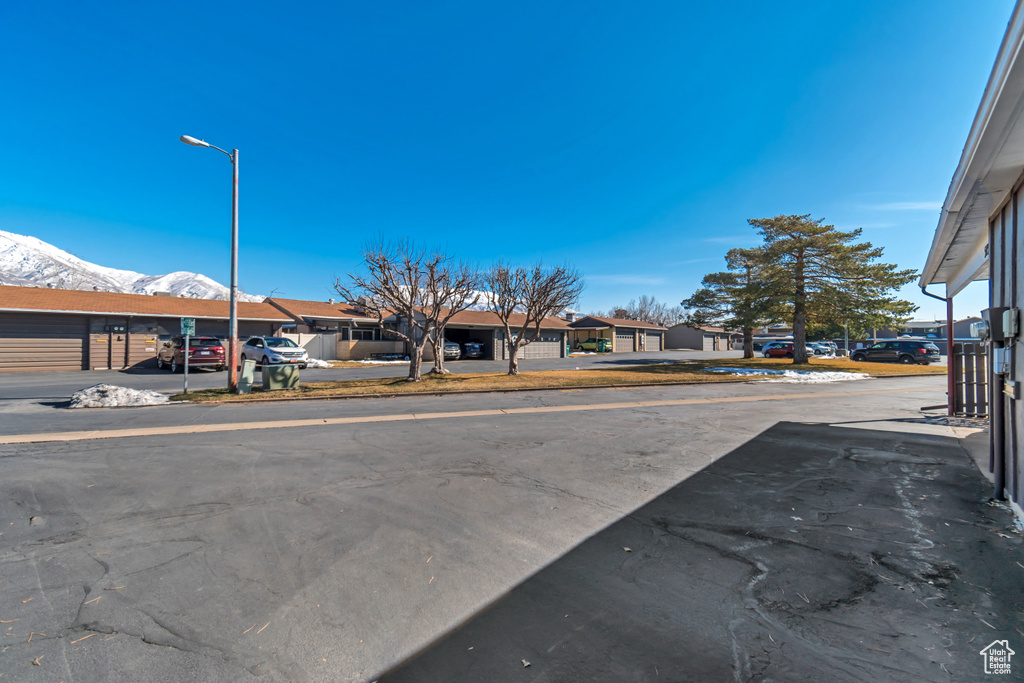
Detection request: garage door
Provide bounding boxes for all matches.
[702,334,715,351]
[0,313,88,373]
[646,332,662,351]
[615,329,636,352]
[521,332,562,359]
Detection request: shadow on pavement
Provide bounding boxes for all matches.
[381,421,1023,682]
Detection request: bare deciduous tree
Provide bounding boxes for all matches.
[423,261,481,375]
[486,262,583,376]
[336,241,483,380]
[334,240,435,381]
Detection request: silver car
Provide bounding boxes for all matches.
[443,340,461,360]
[240,336,309,368]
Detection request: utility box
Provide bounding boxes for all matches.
[982,307,1009,340]
[262,364,300,390]
[239,359,257,394]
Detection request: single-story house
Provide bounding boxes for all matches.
[265,297,390,361]
[567,316,666,352]
[664,324,737,351]
[920,0,1024,511]
[388,309,571,361]
[898,317,983,340]
[265,297,571,361]
[0,284,291,372]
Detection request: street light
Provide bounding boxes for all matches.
[180,135,240,393]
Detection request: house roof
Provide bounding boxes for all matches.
[399,308,569,330]
[921,3,1024,295]
[568,316,667,331]
[0,285,291,321]
[266,297,377,323]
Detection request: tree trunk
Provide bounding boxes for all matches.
[792,306,808,364]
[407,344,424,381]
[742,327,754,359]
[429,334,448,374]
[507,340,520,376]
[792,249,809,364]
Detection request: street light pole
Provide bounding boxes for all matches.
[180,135,240,392]
[228,148,239,393]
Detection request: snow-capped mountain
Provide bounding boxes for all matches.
[0,229,264,302]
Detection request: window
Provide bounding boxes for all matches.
[352,328,378,341]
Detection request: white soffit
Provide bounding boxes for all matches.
[921,2,1024,296]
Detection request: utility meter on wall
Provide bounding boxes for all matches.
[971,319,991,341]
[1003,308,1020,339]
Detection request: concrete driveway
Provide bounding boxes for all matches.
[0,377,1017,681]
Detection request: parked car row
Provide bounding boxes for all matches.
[443,339,488,360]
[157,335,311,372]
[759,338,940,365]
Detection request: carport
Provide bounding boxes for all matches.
[568,316,667,352]
[443,325,495,360]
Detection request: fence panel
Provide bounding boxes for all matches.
[953,343,988,418]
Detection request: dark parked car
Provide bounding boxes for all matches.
[156,336,226,372]
[461,340,485,359]
[851,340,941,365]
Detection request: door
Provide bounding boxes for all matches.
[0,313,88,373]
[521,333,562,358]
[867,342,898,362]
[615,329,636,352]
[647,332,662,351]
[702,334,715,352]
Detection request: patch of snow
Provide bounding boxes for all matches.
[304,358,331,368]
[69,384,170,408]
[705,367,869,383]
[354,359,409,365]
[569,351,596,355]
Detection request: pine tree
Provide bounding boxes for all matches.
[750,214,917,364]
[681,247,780,358]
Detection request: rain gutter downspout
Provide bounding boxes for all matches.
[921,285,955,416]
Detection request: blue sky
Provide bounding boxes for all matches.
[1,1,1012,320]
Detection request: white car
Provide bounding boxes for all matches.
[240,336,309,368]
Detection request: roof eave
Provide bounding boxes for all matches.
[921,2,1024,292]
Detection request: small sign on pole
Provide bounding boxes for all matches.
[180,318,195,395]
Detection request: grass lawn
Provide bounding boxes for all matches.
[174,357,945,403]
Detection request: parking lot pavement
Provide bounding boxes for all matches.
[0,375,942,438]
[2,377,1014,681]
[383,420,1023,682]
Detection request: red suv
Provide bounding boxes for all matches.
[764,342,796,358]
[156,336,227,372]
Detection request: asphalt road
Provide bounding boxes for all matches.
[3,375,1018,682]
[0,348,945,404]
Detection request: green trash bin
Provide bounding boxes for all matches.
[262,364,300,390]
[597,339,612,353]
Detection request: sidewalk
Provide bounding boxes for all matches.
[382,420,1024,682]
